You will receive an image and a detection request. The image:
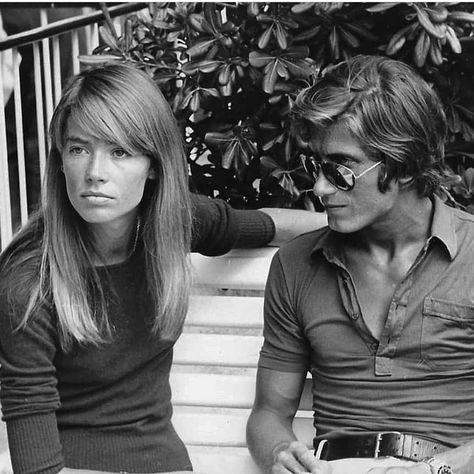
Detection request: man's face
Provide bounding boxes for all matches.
[309,122,400,234]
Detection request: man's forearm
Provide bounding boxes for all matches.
[246,408,298,474]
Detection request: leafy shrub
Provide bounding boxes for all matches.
[83,2,474,213]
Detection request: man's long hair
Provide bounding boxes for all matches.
[0,63,192,349]
[291,55,448,197]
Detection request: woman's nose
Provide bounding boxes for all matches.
[312,172,337,197]
[85,152,107,182]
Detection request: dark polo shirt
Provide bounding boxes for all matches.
[259,197,474,448]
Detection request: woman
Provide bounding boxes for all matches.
[0,63,325,474]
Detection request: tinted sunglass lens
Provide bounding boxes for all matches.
[321,162,352,191]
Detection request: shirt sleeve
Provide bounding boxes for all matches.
[190,193,275,256]
[0,282,65,474]
[258,251,310,373]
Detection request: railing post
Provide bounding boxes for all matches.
[13,48,28,226]
[33,42,47,182]
[0,64,13,249]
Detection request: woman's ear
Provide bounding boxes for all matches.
[148,168,156,180]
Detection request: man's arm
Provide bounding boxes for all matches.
[247,367,330,474]
[259,208,327,246]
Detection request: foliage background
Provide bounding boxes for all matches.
[84,2,474,213]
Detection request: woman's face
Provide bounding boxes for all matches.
[61,117,155,231]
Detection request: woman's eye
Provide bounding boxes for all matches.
[112,148,129,158]
[69,146,86,156]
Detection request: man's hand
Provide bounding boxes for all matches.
[367,461,431,474]
[271,441,332,474]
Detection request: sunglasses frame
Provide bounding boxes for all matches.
[301,156,382,191]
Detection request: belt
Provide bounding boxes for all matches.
[316,432,451,461]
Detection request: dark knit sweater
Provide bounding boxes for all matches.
[0,195,274,473]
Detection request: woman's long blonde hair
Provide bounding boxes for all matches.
[1,63,192,349]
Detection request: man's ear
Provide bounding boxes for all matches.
[398,176,415,188]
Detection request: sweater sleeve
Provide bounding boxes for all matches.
[190,194,275,255]
[0,282,65,474]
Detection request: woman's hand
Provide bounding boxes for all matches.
[0,451,12,474]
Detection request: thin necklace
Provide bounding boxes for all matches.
[129,217,141,258]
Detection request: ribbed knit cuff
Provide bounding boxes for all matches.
[234,209,275,248]
[6,413,64,474]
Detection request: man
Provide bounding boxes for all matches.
[247,55,474,474]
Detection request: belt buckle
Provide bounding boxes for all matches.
[374,431,401,458]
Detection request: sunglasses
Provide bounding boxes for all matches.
[301,156,382,191]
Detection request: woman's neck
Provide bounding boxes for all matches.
[89,218,140,266]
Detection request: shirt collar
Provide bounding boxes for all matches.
[428,195,457,260]
[310,195,458,261]
[310,228,343,263]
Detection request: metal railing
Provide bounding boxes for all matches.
[0,3,146,250]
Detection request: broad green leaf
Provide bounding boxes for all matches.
[219,81,233,97]
[455,104,474,121]
[291,2,316,14]
[344,22,378,42]
[218,63,232,85]
[280,17,299,29]
[186,38,217,58]
[205,131,233,145]
[182,59,221,75]
[293,25,322,42]
[152,20,173,30]
[263,59,280,93]
[283,45,310,59]
[190,91,201,112]
[279,173,298,196]
[275,22,288,50]
[78,54,123,65]
[262,132,285,151]
[222,140,240,169]
[339,26,361,48]
[204,3,223,33]
[247,2,260,17]
[258,26,273,50]
[256,13,273,22]
[366,3,400,13]
[271,169,286,179]
[268,94,283,105]
[99,25,119,51]
[188,13,207,34]
[249,51,275,68]
[283,58,313,78]
[463,168,474,193]
[203,87,221,99]
[276,60,289,78]
[261,156,283,171]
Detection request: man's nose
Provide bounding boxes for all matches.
[312,172,337,197]
[85,152,107,182]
